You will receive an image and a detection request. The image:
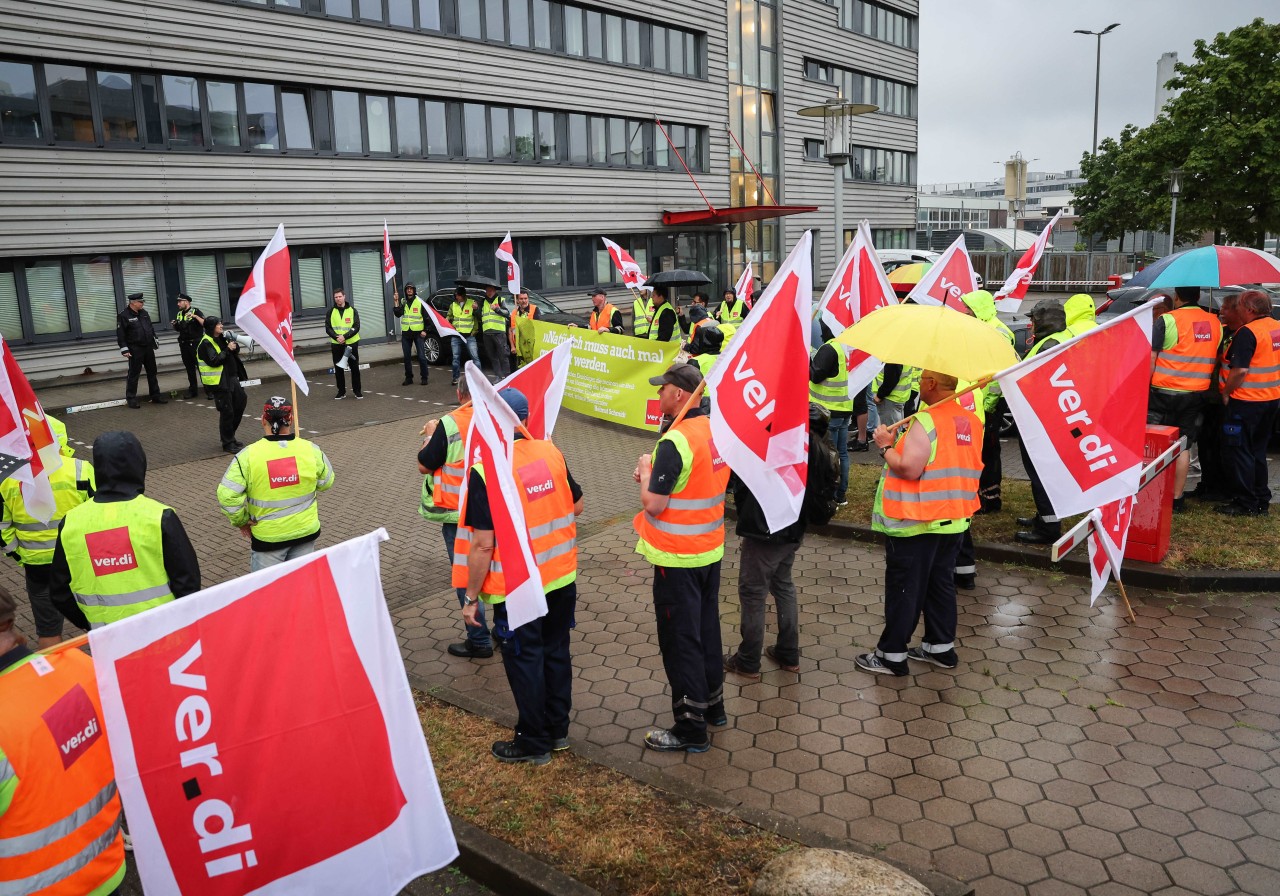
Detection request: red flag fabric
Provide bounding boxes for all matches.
[997,298,1158,518]
[496,231,521,295]
[708,231,812,532]
[0,337,61,520]
[235,224,307,395]
[815,220,898,401]
[425,304,462,341]
[88,531,457,895]
[907,234,979,310]
[734,261,754,309]
[994,209,1065,312]
[1087,495,1136,605]
[495,339,572,439]
[601,237,647,289]
[382,220,397,283]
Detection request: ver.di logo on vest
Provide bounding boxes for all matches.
[84,526,139,575]
[42,683,103,769]
[954,417,973,446]
[517,458,555,502]
[266,457,300,488]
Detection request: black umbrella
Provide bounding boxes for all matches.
[456,274,502,289]
[647,269,711,287]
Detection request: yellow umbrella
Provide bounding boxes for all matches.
[836,303,1019,382]
[886,262,930,286]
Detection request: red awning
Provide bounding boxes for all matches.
[661,205,819,227]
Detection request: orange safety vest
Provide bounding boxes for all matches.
[589,303,617,332]
[689,317,709,340]
[432,405,475,513]
[1152,306,1223,392]
[0,650,125,896]
[451,439,578,597]
[1233,317,1280,402]
[881,401,983,523]
[633,415,730,565]
[510,304,537,330]
[1217,330,1234,395]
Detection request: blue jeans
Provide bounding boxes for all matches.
[828,414,850,498]
[451,334,479,382]
[442,522,490,647]
[402,331,428,382]
[865,384,880,431]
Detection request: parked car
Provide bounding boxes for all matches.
[1098,284,1280,323]
[877,249,940,275]
[423,286,581,368]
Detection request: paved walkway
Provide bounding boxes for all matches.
[11,361,1280,896]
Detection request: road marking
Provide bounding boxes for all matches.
[63,398,128,414]
[239,379,262,387]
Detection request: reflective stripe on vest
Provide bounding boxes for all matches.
[228,438,324,543]
[1233,318,1280,401]
[1152,307,1223,392]
[873,402,982,535]
[329,306,359,344]
[810,339,853,412]
[196,333,222,387]
[633,298,654,337]
[873,366,916,404]
[633,416,729,567]
[480,298,506,333]
[60,495,174,627]
[401,297,426,331]
[0,459,92,565]
[718,298,746,326]
[450,300,477,335]
[589,303,618,332]
[649,304,677,341]
[432,407,474,515]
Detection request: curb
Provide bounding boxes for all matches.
[450,816,600,896]
[419,681,973,896]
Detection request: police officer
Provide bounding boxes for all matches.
[0,586,128,896]
[634,362,730,752]
[448,287,480,387]
[393,283,430,386]
[479,285,510,380]
[456,388,584,764]
[217,397,336,571]
[326,288,363,399]
[116,292,167,409]
[0,422,94,648]
[49,431,201,629]
[171,292,206,399]
[197,316,247,453]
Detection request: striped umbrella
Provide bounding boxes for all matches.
[1126,245,1280,289]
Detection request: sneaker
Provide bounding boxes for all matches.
[766,645,799,673]
[447,641,494,659]
[121,831,133,852]
[354,392,364,399]
[1215,502,1266,517]
[491,740,550,765]
[643,728,710,753]
[402,376,414,386]
[906,646,959,669]
[855,652,908,677]
[837,499,849,507]
[334,392,346,400]
[420,379,429,385]
[851,440,870,453]
[552,736,570,751]
[723,653,761,680]
[451,379,459,386]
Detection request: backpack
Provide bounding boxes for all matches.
[803,431,840,526]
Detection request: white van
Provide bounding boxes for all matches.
[876,249,940,274]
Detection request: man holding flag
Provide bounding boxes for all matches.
[393,283,431,386]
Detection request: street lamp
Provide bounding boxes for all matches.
[798,97,878,270]
[1074,23,1121,155]
[1168,168,1184,255]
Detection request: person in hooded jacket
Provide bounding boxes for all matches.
[1016,300,1070,545]
[1063,293,1098,338]
[958,291,1016,516]
[48,431,200,631]
[197,316,248,452]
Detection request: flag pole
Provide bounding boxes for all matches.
[883,376,994,435]
[1113,579,1137,623]
[291,378,301,432]
[39,633,89,654]
[667,380,706,431]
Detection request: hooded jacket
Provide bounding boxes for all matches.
[1064,293,1098,337]
[732,405,832,544]
[48,431,201,629]
[960,290,1016,345]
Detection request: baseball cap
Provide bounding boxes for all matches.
[498,387,530,421]
[648,362,703,391]
[588,287,607,298]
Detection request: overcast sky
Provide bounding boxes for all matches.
[916,0,1277,185]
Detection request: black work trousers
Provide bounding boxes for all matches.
[124,346,161,401]
[1224,398,1279,511]
[877,531,963,661]
[215,383,247,449]
[178,340,199,394]
[652,562,724,743]
[1197,398,1230,495]
[979,400,1004,510]
[330,343,361,395]
[1019,437,1059,533]
[491,583,576,756]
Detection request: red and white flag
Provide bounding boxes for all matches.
[997,298,1159,518]
[463,362,547,629]
[425,304,461,341]
[815,220,897,401]
[734,261,755,310]
[601,237,647,289]
[496,339,572,439]
[907,234,978,311]
[708,231,812,533]
[382,220,397,283]
[0,337,62,521]
[1087,495,1136,605]
[496,231,521,296]
[89,530,457,896]
[235,224,307,395]
[994,209,1064,313]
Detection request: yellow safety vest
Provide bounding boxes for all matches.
[0,459,94,565]
[196,333,222,387]
[60,496,175,627]
[450,300,477,335]
[481,297,507,333]
[329,306,360,344]
[217,437,333,545]
[810,339,853,413]
[401,296,426,332]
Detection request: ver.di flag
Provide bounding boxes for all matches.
[88,530,457,896]
[815,220,897,401]
[1087,494,1136,606]
[0,336,62,521]
[734,261,754,310]
[907,234,978,310]
[425,304,462,341]
[382,220,397,283]
[496,231,521,295]
[496,339,572,439]
[708,231,812,533]
[994,209,1064,313]
[601,237,647,289]
[235,224,308,395]
[997,298,1158,518]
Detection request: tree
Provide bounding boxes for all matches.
[1074,126,1165,250]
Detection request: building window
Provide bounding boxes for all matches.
[365,94,392,153]
[45,64,93,143]
[331,90,362,153]
[838,0,917,50]
[206,81,242,147]
[847,145,915,185]
[162,75,204,146]
[244,82,279,149]
[424,100,448,155]
[803,139,824,161]
[463,102,487,157]
[281,89,314,150]
[0,60,41,141]
[804,58,916,118]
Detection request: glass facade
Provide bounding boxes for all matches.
[727,0,780,284]
[804,59,916,118]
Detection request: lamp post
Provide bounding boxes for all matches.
[1074,23,1121,156]
[1168,168,1183,255]
[798,97,878,273]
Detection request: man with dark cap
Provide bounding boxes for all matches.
[218,397,336,570]
[588,288,624,334]
[717,286,749,327]
[649,288,679,343]
[170,292,206,399]
[392,283,430,386]
[197,316,248,453]
[49,431,200,630]
[0,585,128,896]
[1016,299,1070,544]
[116,292,167,409]
[634,362,730,752]
[456,387,584,764]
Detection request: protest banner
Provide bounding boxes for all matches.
[88,530,456,896]
[0,335,62,520]
[529,321,679,431]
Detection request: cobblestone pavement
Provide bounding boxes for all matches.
[9,364,1280,896]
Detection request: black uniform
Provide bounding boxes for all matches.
[172,305,205,398]
[198,330,248,451]
[116,303,164,406]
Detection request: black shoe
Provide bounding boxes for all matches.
[954,573,976,590]
[706,712,728,728]
[149,396,168,404]
[1016,516,1039,527]
[1214,502,1265,517]
[184,389,198,399]
[451,379,459,386]
[1189,488,1228,503]
[334,392,346,400]
[552,736,571,751]
[491,740,550,765]
[420,379,429,385]
[855,652,908,677]
[354,392,363,399]
[1172,497,1187,513]
[205,391,215,400]
[231,440,244,451]
[1015,529,1059,545]
[126,400,141,409]
[851,440,870,453]
[907,646,959,669]
[402,376,414,386]
[448,641,494,659]
[644,728,710,753]
[723,653,761,680]
[976,500,1002,515]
